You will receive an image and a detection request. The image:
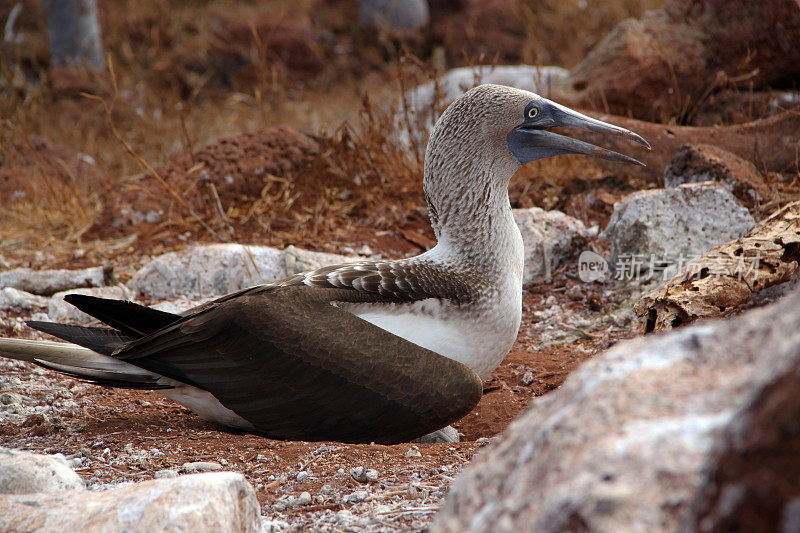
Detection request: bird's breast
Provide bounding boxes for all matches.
[337,293,520,380]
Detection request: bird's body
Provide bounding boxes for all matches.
[0,85,649,443]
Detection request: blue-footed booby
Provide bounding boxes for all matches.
[0,85,649,443]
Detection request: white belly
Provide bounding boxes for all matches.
[342,297,520,380]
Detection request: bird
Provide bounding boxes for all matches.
[0,84,649,444]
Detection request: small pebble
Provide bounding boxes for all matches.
[0,392,22,405]
[405,446,422,458]
[344,490,369,503]
[294,491,311,506]
[182,461,222,473]
[154,469,178,479]
[296,470,309,482]
[521,371,535,385]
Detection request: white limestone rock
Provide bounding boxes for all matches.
[48,286,135,324]
[0,287,49,312]
[128,244,288,300]
[0,472,260,532]
[282,245,356,275]
[0,266,108,296]
[513,207,591,284]
[433,284,800,533]
[600,182,755,264]
[0,447,85,495]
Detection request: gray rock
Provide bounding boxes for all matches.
[150,297,215,315]
[513,208,590,284]
[0,472,260,532]
[0,287,49,312]
[0,447,85,494]
[0,392,22,405]
[433,285,800,533]
[128,244,288,300]
[154,469,178,479]
[344,490,369,503]
[282,245,356,275]
[413,425,460,443]
[359,0,429,32]
[48,286,135,324]
[182,461,223,473]
[261,518,290,532]
[405,446,422,458]
[600,183,755,265]
[0,266,108,295]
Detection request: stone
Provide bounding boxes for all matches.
[405,446,422,458]
[413,425,460,443]
[600,183,755,265]
[0,288,49,312]
[359,0,429,32]
[282,245,356,275]
[181,461,223,473]
[48,286,135,324]
[664,144,773,202]
[150,297,215,315]
[432,284,800,532]
[513,208,591,284]
[562,0,800,121]
[0,472,259,532]
[128,244,288,300]
[154,469,178,479]
[0,266,109,296]
[0,447,85,494]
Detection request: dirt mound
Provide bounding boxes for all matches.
[87,125,428,252]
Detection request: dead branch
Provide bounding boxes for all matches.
[635,201,800,333]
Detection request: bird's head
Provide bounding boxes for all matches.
[427,84,650,180]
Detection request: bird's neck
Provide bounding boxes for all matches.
[421,148,523,278]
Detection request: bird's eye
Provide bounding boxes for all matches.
[528,107,539,119]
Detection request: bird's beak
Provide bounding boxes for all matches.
[506,98,651,166]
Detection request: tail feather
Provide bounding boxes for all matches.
[26,321,133,356]
[63,294,180,337]
[0,338,172,390]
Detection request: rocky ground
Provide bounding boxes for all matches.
[0,224,641,531]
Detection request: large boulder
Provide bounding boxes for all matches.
[600,182,755,266]
[562,0,800,121]
[433,285,800,532]
[0,447,85,495]
[0,472,260,532]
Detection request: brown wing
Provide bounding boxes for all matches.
[115,284,482,444]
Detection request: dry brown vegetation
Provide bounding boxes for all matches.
[0,0,673,264]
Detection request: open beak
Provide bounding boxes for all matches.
[506,98,651,167]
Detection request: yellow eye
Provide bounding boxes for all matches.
[528,107,539,119]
